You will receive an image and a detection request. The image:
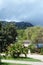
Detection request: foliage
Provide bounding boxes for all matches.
[28,44,36,53]
[0,22,2,30]
[22,47,28,57]
[7,42,28,58]
[40,48,43,54]
[25,26,43,43]
[25,26,43,54]
[17,29,27,41]
[0,22,17,52]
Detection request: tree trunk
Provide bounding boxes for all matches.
[25,54,27,58]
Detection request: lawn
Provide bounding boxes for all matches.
[2,56,41,62]
[1,63,30,65]
[13,57,41,62]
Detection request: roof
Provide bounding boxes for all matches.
[23,40,30,43]
[18,40,30,43]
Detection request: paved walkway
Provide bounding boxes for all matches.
[27,54,43,62]
[1,59,43,65]
[20,54,43,61]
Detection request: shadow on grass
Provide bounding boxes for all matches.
[6,56,41,62]
[1,56,41,62]
[0,63,30,65]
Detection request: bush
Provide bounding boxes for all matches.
[28,44,35,53]
[40,48,43,55]
[7,42,28,58]
[22,47,28,57]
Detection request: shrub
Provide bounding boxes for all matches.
[7,42,28,58]
[40,48,43,55]
[28,44,35,53]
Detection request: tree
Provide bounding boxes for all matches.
[0,22,17,52]
[22,47,28,57]
[0,22,2,30]
[17,29,27,41]
[25,26,43,44]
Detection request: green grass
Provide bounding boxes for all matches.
[2,56,41,62]
[1,63,30,65]
[14,57,41,62]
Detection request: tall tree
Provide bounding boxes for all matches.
[0,22,17,52]
[25,26,43,43]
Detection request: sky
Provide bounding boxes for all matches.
[0,0,43,25]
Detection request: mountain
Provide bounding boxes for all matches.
[0,21,33,29]
[15,22,33,29]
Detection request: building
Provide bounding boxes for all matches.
[23,40,31,47]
